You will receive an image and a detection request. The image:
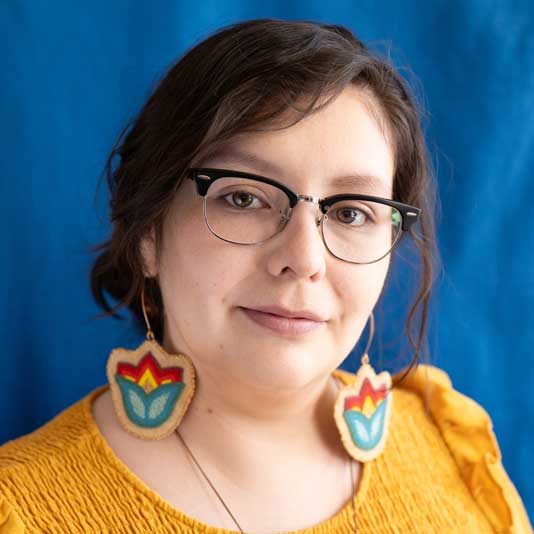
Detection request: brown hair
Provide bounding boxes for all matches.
[90,18,440,386]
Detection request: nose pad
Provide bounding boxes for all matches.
[278,206,323,229]
[278,209,290,228]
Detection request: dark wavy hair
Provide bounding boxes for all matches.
[89,18,440,386]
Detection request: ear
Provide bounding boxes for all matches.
[139,226,159,278]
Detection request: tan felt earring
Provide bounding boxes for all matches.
[334,312,393,462]
[106,281,196,440]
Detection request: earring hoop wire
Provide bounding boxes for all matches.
[361,312,375,365]
[141,281,155,341]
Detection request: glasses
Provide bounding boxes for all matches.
[187,168,421,265]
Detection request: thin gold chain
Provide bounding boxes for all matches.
[175,428,246,532]
[174,403,359,533]
[351,455,359,532]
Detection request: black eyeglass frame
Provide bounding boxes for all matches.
[187,167,422,264]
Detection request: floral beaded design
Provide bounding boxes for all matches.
[115,352,186,428]
[106,339,196,440]
[334,362,393,462]
[342,377,390,451]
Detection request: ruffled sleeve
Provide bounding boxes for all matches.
[396,364,533,534]
[0,497,24,533]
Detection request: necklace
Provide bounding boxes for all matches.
[174,377,359,533]
[175,430,358,533]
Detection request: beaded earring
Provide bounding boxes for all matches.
[106,281,196,440]
[334,312,393,462]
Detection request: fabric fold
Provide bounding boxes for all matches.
[0,497,25,533]
[397,364,533,534]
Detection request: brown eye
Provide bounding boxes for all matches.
[231,191,253,208]
[221,190,267,209]
[335,207,369,226]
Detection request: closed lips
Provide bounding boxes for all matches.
[242,306,327,322]
[240,307,325,335]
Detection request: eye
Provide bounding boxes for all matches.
[333,206,373,226]
[221,190,268,209]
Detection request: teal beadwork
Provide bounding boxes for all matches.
[343,397,388,451]
[115,375,186,428]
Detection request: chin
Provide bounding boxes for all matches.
[232,345,333,391]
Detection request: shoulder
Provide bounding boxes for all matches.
[333,364,533,534]
[0,385,107,471]
[0,385,108,533]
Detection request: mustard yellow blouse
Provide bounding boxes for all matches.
[0,364,531,533]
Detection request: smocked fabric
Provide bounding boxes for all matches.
[0,364,531,533]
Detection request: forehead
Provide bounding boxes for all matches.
[202,86,395,197]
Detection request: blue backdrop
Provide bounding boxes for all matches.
[1,0,532,518]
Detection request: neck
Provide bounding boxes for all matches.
[175,357,348,490]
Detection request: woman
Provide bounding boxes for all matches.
[0,18,531,534]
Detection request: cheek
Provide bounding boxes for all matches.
[330,258,390,357]
[158,206,248,313]
[336,256,390,317]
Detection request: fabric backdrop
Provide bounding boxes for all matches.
[1,0,532,517]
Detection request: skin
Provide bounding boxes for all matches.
[93,85,395,532]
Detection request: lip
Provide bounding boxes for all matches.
[240,307,325,336]
[245,305,327,322]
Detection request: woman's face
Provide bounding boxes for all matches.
[141,86,395,392]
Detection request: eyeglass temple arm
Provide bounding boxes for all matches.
[401,209,421,231]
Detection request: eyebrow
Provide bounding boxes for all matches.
[202,146,392,196]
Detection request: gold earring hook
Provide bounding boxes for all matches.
[361,311,374,365]
[141,282,155,341]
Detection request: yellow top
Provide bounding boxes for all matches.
[0,364,531,533]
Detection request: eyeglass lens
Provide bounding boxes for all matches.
[203,176,402,264]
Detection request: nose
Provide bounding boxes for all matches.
[265,199,327,280]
